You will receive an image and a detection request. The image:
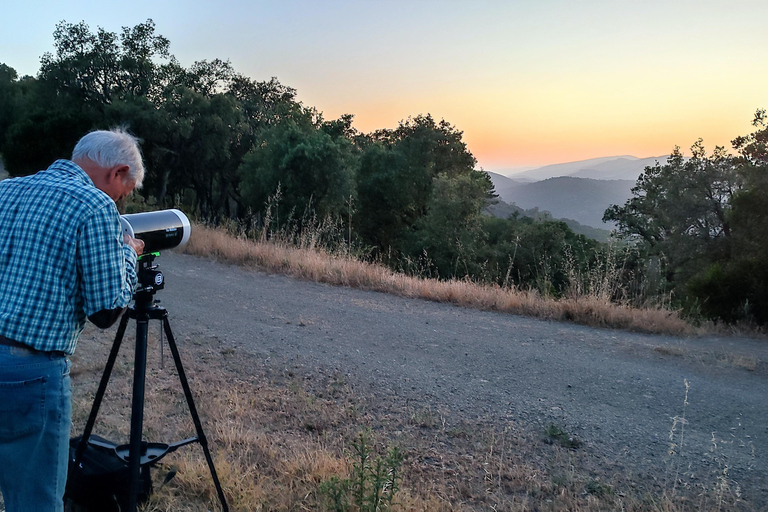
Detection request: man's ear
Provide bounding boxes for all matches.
[109,165,130,184]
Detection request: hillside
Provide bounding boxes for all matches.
[485,157,658,230]
[493,176,635,228]
[486,171,524,200]
[129,249,765,509]
[483,196,613,241]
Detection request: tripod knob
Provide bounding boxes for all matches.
[138,268,164,292]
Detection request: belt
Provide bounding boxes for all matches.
[0,335,66,357]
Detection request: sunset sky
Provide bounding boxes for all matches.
[2,0,767,173]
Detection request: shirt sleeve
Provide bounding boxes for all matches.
[77,204,137,317]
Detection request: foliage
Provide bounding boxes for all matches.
[319,430,403,512]
[479,214,601,295]
[402,171,491,279]
[0,64,20,148]
[605,112,768,323]
[355,114,491,257]
[38,19,172,105]
[546,424,583,449]
[239,117,358,226]
[686,113,768,323]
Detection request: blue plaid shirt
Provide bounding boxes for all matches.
[0,160,137,354]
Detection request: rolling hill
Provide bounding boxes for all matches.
[486,171,634,229]
[482,155,669,230]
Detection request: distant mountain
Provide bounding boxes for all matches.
[499,155,668,182]
[505,156,636,181]
[494,176,635,229]
[483,155,667,229]
[569,156,666,181]
[488,165,536,179]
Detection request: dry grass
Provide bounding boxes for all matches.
[181,224,693,336]
[66,325,753,512]
[719,354,759,372]
[654,346,687,357]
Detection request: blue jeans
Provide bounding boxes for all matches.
[0,344,71,512]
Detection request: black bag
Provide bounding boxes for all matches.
[65,435,153,512]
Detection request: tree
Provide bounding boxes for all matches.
[38,19,171,106]
[605,112,768,323]
[355,115,492,257]
[0,64,19,149]
[2,20,173,176]
[238,118,358,226]
[479,214,599,294]
[687,111,768,323]
[603,141,741,291]
[403,171,492,279]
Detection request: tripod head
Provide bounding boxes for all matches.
[133,253,164,309]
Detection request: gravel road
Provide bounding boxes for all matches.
[159,252,768,504]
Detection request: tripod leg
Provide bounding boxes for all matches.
[73,311,130,463]
[127,312,150,512]
[163,316,229,511]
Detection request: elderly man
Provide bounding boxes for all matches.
[0,128,145,511]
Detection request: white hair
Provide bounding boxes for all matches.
[72,128,145,188]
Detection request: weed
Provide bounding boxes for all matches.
[319,430,404,511]
[545,424,583,449]
[320,476,351,512]
[666,379,690,491]
[57,326,758,512]
[719,354,758,372]
[584,479,613,497]
[409,407,441,429]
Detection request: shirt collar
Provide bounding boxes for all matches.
[48,159,97,188]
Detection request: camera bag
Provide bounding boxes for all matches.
[64,435,152,512]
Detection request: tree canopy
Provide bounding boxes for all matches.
[605,112,768,323]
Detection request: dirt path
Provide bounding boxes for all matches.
[159,252,768,503]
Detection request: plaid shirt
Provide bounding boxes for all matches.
[0,160,137,354]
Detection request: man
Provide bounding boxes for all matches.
[0,128,146,511]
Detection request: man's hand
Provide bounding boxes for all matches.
[124,234,145,255]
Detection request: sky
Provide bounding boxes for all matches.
[2,0,767,173]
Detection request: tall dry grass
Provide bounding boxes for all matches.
[181,224,693,336]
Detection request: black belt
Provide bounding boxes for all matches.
[0,335,66,357]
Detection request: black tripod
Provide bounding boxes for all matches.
[72,254,229,511]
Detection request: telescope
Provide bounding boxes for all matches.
[120,209,191,253]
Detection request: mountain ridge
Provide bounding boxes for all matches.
[481,155,669,230]
[493,154,667,182]
[486,171,635,229]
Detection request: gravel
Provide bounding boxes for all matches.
[158,251,768,504]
